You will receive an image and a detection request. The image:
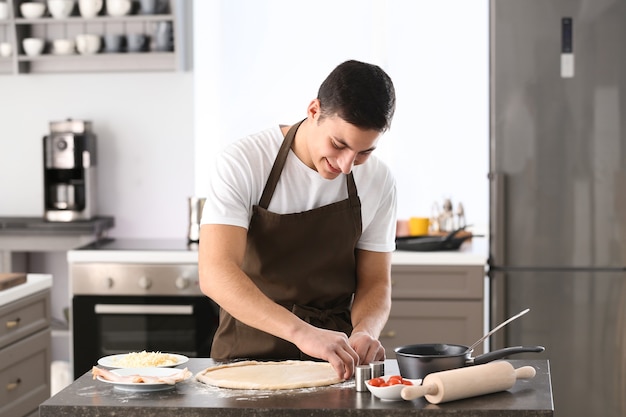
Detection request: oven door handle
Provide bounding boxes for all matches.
[94,304,194,315]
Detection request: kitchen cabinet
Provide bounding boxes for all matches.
[65,238,488,363]
[381,262,485,358]
[0,275,52,417]
[0,216,114,369]
[0,0,189,75]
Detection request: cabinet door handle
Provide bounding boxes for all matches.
[5,318,20,329]
[6,378,21,391]
[380,330,396,338]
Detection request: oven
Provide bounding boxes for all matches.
[70,244,219,379]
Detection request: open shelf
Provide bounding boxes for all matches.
[0,0,187,74]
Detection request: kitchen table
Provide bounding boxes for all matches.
[39,359,553,417]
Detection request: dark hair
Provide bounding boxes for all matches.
[317,60,396,132]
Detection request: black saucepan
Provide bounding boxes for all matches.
[394,343,545,379]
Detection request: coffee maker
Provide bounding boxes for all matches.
[43,119,97,222]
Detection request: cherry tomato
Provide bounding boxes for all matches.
[367,377,385,387]
[387,375,404,385]
[402,379,414,386]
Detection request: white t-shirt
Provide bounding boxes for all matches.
[202,125,397,252]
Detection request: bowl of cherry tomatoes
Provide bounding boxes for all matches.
[365,375,422,401]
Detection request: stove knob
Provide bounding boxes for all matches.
[104,277,114,289]
[138,276,152,290]
[175,276,190,290]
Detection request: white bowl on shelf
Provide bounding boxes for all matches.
[106,0,131,16]
[0,42,12,57]
[52,38,75,55]
[20,2,47,18]
[75,34,101,55]
[48,0,75,18]
[22,38,45,56]
[78,0,102,18]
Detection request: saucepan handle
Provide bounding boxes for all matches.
[470,345,545,366]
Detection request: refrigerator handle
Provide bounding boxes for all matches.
[488,270,508,350]
[489,171,506,266]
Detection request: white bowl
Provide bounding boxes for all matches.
[20,2,47,18]
[0,42,12,57]
[78,0,102,18]
[22,38,45,56]
[48,0,75,18]
[52,38,75,55]
[75,33,101,54]
[365,375,421,401]
[106,0,131,16]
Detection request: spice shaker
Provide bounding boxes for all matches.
[370,361,385,378]
[355,365,372,392]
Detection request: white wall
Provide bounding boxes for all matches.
[193,0,489,228]
[0,1,488,238]
[0,71,194,361]
[0,72,194,238]
[0,0,488,361]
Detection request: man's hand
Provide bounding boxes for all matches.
[349,331,385,365]
[293,326,360,380]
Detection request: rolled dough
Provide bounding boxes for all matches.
[195,360,343,390]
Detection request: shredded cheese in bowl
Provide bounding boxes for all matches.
[111,351,179,368]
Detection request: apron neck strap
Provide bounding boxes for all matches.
[258,119,304,209]
[258,119,359,209]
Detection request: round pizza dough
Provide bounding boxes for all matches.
[195,360,343,390]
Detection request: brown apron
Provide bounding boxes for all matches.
[211,120,363,360]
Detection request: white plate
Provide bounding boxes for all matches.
[97,353,189,369]
[96,367,191,392]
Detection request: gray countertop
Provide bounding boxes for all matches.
[0,274,52,307]
[66,237,488,266]
[39,359,553,417]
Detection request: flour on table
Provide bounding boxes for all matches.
[196,360,343,390]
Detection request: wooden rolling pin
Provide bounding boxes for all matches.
[401,361,536,404]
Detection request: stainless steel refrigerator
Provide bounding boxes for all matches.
[489,1,626,416]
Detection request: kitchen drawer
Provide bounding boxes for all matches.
[380,300,483,358]
[390,265,484,300]
[0,329,51,417]
[0,291,51,350]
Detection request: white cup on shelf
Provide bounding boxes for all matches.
[0,42,12,57]
[106,0,131,17]
[75,33,101,54]
[78,0,102,18]
[48,0,76,19]
[20,2,47,18]
[22,37,45,56]
[52,38,75,55]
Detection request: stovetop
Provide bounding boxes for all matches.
[68,238,199,264]
[78,238,197,252]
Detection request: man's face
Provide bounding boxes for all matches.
[303,100,381,180]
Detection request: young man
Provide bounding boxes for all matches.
[199,60,397,380]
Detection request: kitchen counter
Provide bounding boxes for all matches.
[40,359,552,417]
[0,216,115,272]
[0,273,52,307]
[0,216,114,248]
[67,237,488,266]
